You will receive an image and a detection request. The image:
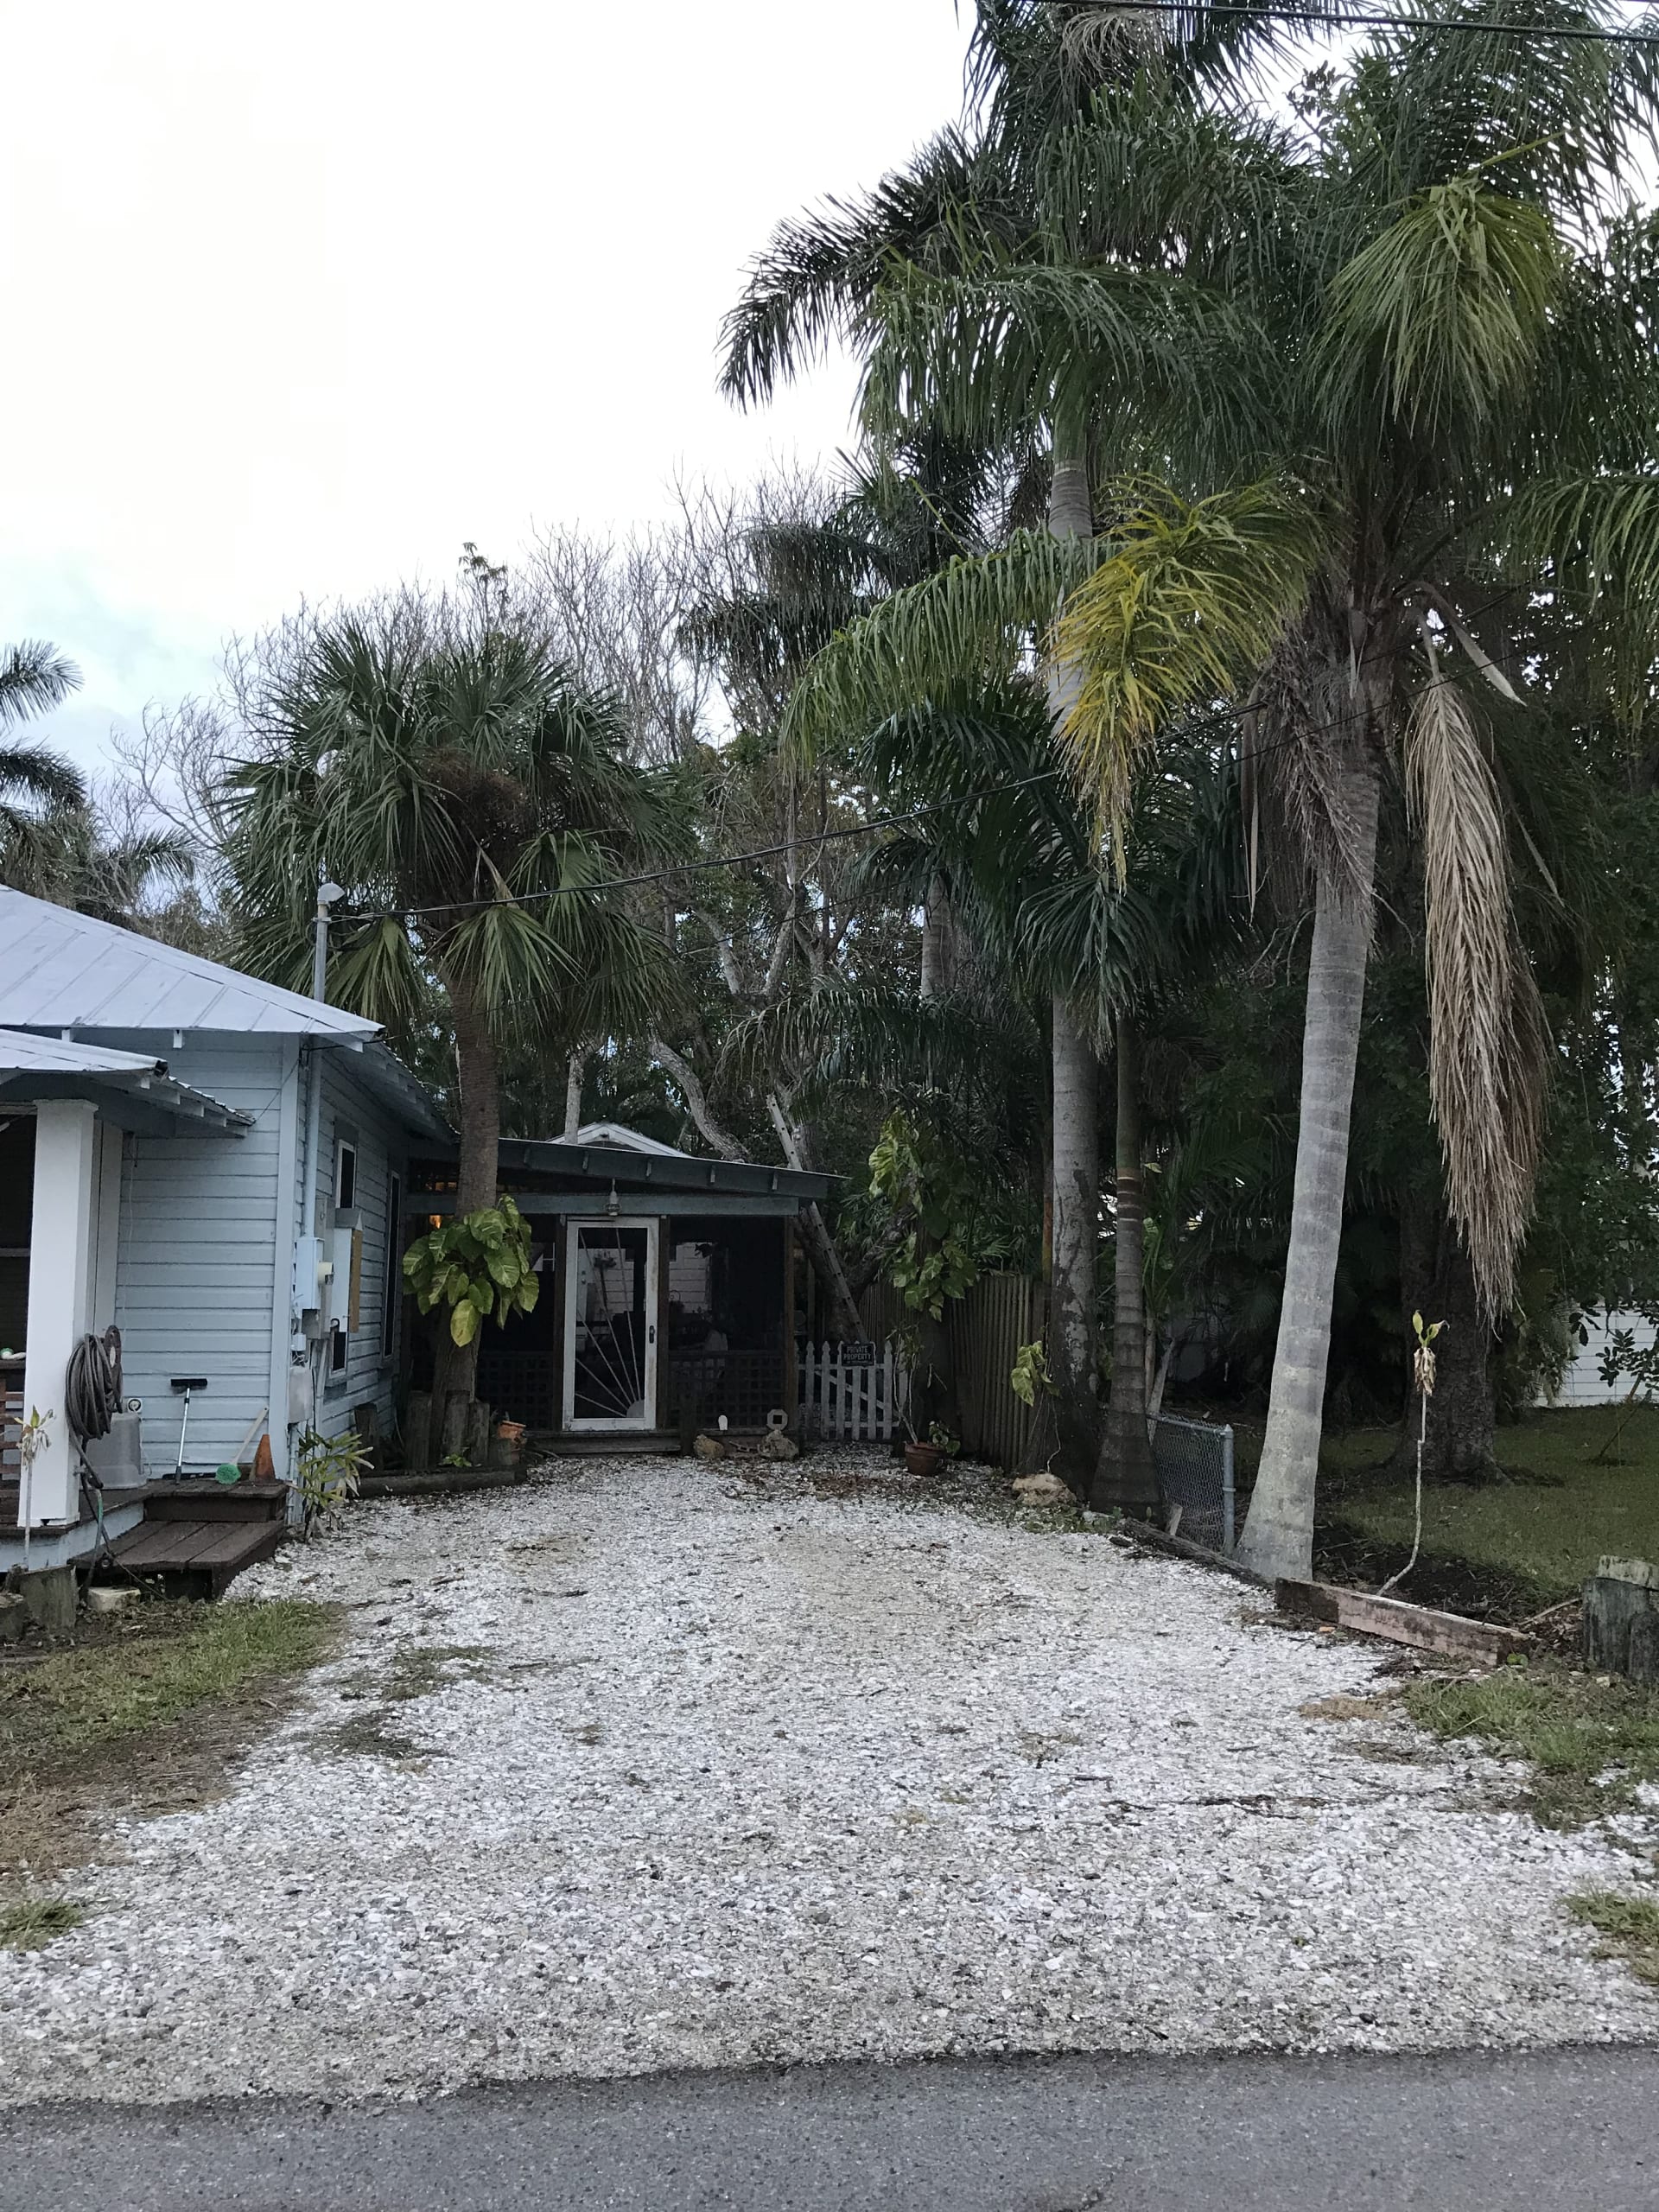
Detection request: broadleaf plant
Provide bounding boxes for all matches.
[404,1196,539,1348]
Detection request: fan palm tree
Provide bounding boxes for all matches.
[221,582,677,1408]
[755,3,1659,1576]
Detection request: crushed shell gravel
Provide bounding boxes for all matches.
[0,1452,1654,2105]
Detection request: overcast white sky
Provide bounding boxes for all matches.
[1,1,975,770]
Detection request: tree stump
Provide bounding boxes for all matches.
[1583,1557,1659,1687]
[439,1390,472,1463]
[404,1390,432,1474]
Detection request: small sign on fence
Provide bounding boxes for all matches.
[799,1340,906,1441]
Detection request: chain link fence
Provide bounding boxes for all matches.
[1151,1414,1236,1555]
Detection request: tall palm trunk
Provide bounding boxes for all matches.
[1095,1012,1159,1507]
[434,964,501,1444]
[1238,764,1381,1581]
[1049,994,1099,1476]
[919,873,949,1000]
[1044,431,1102,1484]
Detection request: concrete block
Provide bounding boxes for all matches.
[84,1586,137,1618]
[0,1592,27,1643]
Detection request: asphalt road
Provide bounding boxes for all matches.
[2,2044,1656,2211]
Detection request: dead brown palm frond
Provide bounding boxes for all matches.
[1404,677,1550,1318]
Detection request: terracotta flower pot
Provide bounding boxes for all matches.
[904,1440,944,1478]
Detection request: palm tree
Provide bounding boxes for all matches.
[1,640,85,847]
[758,3,1659,1576]
[0,795,195,921]
[221,578,677,1414]
[722,3,1344,1485]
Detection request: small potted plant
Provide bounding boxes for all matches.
[904,1421,959,1478]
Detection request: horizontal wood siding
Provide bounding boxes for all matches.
[311,1056,407,1446]
[114,1038,289,1477]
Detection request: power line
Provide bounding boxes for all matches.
[336,591,1530,930]
[1091,1,1659,46]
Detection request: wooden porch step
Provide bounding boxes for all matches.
[101,1516,284,1599]
[142,1481,289,1524]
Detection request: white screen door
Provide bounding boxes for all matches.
[563,1219,658,1431]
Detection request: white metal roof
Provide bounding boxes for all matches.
[0,887,380,1039]
[0,1027,253,1131]
[573,1122,693,1157]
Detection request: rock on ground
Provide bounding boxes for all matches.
[0,1453,1653,2106]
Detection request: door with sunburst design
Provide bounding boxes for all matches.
[563,1219,658,1431]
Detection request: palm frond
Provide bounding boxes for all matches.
[0,642,81,731]
[719,129,1023,407]
[1054,479,1321,845]
[779,530,1101,764]
[859,257,1273,463]
[1314,174,1565,442]
[0,739,86,810]
[1404,677,1549,1316]
[1500,470,1659,622]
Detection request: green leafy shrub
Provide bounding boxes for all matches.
[295,1427,371,1524]
[868,1111,982,1320]
[403,1196,538,1348]
[1010,1339,1050,1407]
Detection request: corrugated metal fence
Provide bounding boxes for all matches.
[858,1270,1048,1471]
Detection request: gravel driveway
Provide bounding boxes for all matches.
[0,1453,1653,2105]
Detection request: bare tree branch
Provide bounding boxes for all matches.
[652,1038,748,1161]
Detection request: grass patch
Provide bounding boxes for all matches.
[0,1897,86,1950]
[0,1599,337,1765]
[1569,1890,1659,1986]
[1402,1663,1659,1827]
[1236,1404,1659,1608]
[0,1598,339,1878]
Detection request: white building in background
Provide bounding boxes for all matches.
[1548,1309,1659,1408]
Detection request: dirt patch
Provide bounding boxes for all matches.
[1300,1691,1402,1722]
[315,1642,495,1765]
[1315,1517,1555,1624]
[0,1598,338,1885]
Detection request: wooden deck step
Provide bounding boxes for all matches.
[143,1481,289,1525]
[102,1516,284,1598]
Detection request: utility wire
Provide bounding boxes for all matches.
[336,590,1530,928]
[1090,1,1659,46]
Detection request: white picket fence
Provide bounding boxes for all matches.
[798,1339,909,1441]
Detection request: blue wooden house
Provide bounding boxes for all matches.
[0,887,447,1571]
[0,888,833,1579]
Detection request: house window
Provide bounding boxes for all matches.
[383,1173,402,1356]
[335,1137,357,1212]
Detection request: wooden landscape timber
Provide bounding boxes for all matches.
[1275,1580,1532,1666]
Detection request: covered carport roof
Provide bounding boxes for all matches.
[416,1126,837,1211]
[0,1028,253,1133]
